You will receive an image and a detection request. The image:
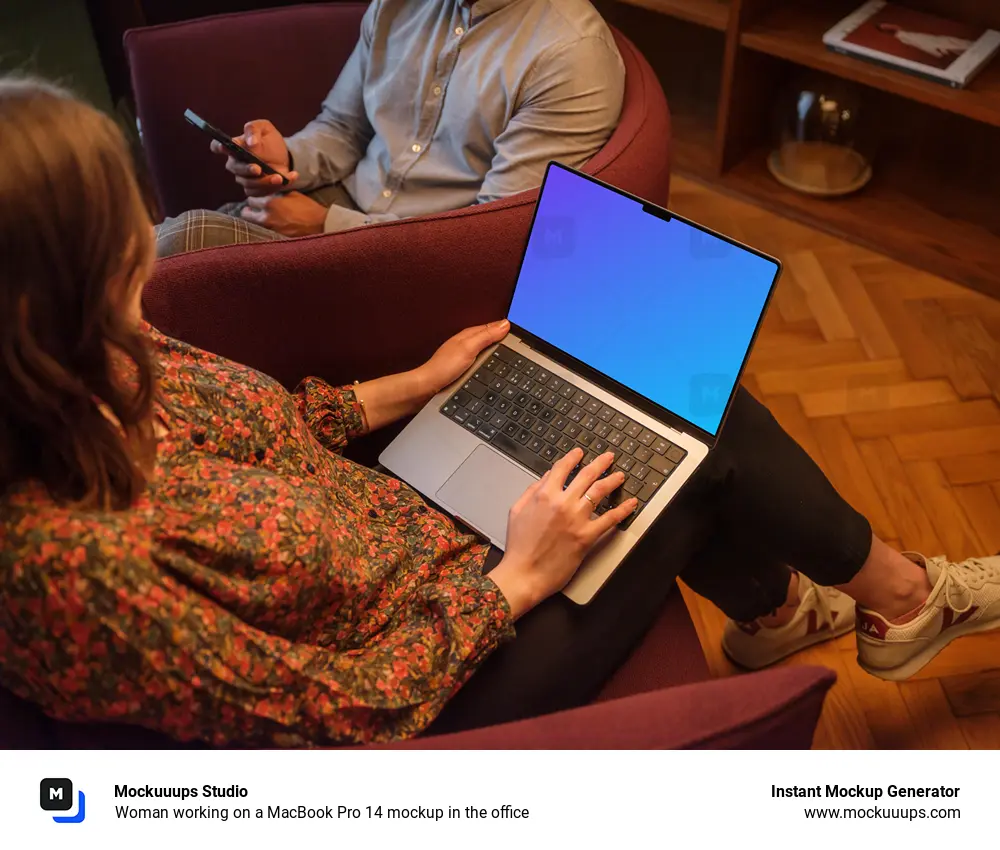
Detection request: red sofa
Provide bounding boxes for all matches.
[0,4,836,749]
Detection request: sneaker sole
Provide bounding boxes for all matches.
[857,613,1000,681]
[722,618,855,670]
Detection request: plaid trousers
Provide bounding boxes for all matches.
[154,183,358,258]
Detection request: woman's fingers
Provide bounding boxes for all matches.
[591,497,639,536]
[546,447,583,492]
[582,467,626,504]
[565,451,615,499]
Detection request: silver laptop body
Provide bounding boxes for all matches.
[381,164,780,604]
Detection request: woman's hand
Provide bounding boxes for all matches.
[354,320,510,433]
[489,448,639,618]
[413,320,510,396]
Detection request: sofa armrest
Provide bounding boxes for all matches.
[381,666,835,749]
[124,3,368,216]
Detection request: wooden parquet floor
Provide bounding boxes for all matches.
[668,176,1000,750]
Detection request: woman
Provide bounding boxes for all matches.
[2,79,998,747]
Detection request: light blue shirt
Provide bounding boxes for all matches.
[284,0,625,233]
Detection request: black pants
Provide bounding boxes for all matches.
[428,387,872,734]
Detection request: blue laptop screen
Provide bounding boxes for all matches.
[507,166,778,436]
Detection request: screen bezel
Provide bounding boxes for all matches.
[505,161,782,448]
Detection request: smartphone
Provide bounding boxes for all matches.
[184,108,290,186]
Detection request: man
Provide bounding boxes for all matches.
[156,0,625,256]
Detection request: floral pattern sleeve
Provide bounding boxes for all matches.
[295,377,366,454]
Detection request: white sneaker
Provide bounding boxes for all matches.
[722,574,856,669]
[856,553,1000,681]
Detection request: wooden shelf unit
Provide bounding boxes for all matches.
[597,0,1000,300]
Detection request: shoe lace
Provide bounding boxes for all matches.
[940,557,997,610]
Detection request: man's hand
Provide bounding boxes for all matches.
[240,192,328,237]
[212,119,298,197]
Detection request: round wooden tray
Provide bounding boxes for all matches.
[767,144,872,197]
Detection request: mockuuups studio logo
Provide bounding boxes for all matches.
[532,216,575,259]
[40,778,86,823]
[690,374,732,419]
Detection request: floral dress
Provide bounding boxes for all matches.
[0,326,513,746]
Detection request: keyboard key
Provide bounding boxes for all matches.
[493,432,550,476]
[484,358,499,372]
[624,422,643,438]
[532,421,547,436]
[453,408,469,424]
[624,475,643,496]
[582,450,599,465]
[547,376,564,392]
[572,391,590,407]
[440,401,457,417]
[540,445,558,462]
[621,437,639,455]
[634,445,653,463]
[559,384,575,400]
[568,406,584,422]
[465,415,483,431]
[594,422,612,438]
[555,398,572,414]
[651,437,671,455]
[467,399,483,414]
[565,422,582,439]
[527,400,543,415]
[472,368,488,383]
[490,413,507,428]
[453,389,472,407]
[616,455,635,472]
[502,386,517,400]
[495,345,517,362]
[591,438,609,454]
[608,430,624,446]
[539,408,554,422]
[638,429,656,446]
[503,421,520,438]
[666,445,686,463]
[531,385,547,400]
[584,399,603,415]
[489,378,505,392]
[508,407,522,421]
[508,371,523,387]
[516,427,532,445]
[544,427,561,444]
[577,430,594,447]
[556,435,576,452]
[542,391,559,406]
[496,399,510,413]
[536,369,551,383]
[521,415,536,430]
[495,363,509,377]
[598,405,615,422]
[523,363,538,377]
[611,413,630,431]
[515,392,531,407]
[521,378,536,392]
[552,415,569,431]
[648,454,677,477]
[581,414,599,431]
[636,480,661,502]
[528,436,546,453]
[477,423,498,441]
[512,356,527,370]
[484,390,499,406]
[632,463,649,481]
[645,470,665,490]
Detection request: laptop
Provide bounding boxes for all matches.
[380,163,781,603]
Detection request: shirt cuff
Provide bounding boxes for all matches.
[323,203,372,233]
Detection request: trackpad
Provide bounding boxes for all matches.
[436,445,536,546]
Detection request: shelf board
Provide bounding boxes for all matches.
[740,3,1000,128]
[718,148,1000,300]
[613,0,729,32]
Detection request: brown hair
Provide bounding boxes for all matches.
[0,77,157,510]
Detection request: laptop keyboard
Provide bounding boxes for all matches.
[438,344,687,529]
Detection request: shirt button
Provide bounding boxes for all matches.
[454,26,464,36]
[382,189,392,198]
[433,85,442,96]
[411,143,422,153]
